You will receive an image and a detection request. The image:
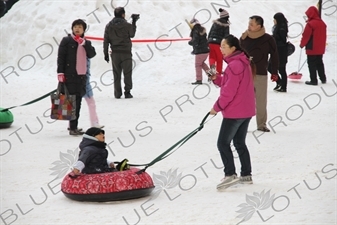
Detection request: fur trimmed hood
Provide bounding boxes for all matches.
[213,19,230,28]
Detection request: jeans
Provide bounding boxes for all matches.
[217,118,252,176]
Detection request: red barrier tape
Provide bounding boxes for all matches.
[85,36,191,43]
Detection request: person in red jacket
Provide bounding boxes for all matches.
[300,6,327,85]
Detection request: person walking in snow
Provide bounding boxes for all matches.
[209,35,255,190]
[103,7,138,99]
[72,127,115,175]
[268,12,289,92]
[57,19,96,136]
[207,8,230,76]
[300,6,327,85]
[188,18,210,85]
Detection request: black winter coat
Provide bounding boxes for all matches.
[0,1,6,18]
[103,17,136,55]
[208,18,230,45]
[78,137,112,174]
[57,35,96,96]
[188,25,209,55]
[272,24,288,66]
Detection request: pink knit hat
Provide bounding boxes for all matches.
[219,8,229,18]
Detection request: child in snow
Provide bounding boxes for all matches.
[207,8,230,76]
[72,127,115,175]
[188,18,210,85]
[84,58,104,128]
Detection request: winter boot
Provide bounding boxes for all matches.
[124,92,133,99]
[191,80,202,85]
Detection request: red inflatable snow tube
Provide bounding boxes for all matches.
[61,168,155,202]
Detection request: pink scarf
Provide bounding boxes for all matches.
[71,34,87,75]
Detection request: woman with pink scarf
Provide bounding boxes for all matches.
[209,34,255,190]
[57,19,96,136]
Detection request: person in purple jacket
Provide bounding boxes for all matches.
[209,34,256,190]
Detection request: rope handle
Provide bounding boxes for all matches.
[0,88,57,112]
[297,48,307,73]
[0,83,74,113]
[117,112,213,173]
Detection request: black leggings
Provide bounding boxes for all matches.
[69,95,82,130]
[277,64,287,89]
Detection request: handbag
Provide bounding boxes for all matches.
[287,41,295,56]
[50,83,76,120]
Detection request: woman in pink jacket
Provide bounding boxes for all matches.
[209,34,256,190]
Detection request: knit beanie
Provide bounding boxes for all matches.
[219,8,229,18]
[85,127,105,137]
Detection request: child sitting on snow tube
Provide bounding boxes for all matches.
[62,127,154,202]
[72,127,116,175]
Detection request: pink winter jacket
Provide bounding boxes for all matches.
[213,51,256,118]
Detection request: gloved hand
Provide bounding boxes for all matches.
[74,35,85,45]
[58,73,65,82]
[271,74,279,82]
[104,55,109,63]
[131,14,140,24]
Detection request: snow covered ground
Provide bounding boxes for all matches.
[0,0,336,224]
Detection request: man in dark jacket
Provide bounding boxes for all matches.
[103,7,138,99]
[300,6,327,85]
[240,15,279,132]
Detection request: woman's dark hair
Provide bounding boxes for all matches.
[273,12,288,25]
[71,19,87,32]
[223,34,256,77]
[273,12,288,33]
